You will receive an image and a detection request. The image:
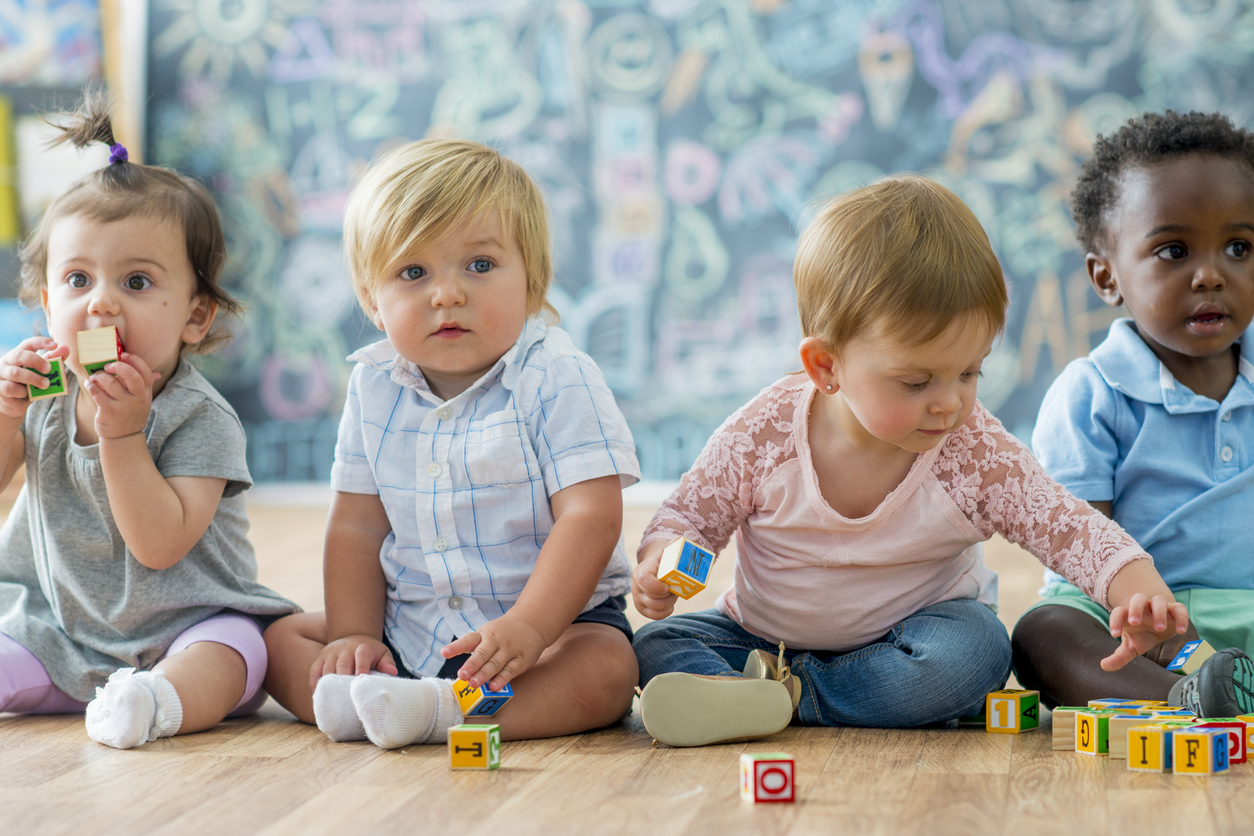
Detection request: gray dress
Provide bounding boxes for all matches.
[0,359,298,700]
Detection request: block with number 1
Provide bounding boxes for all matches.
[985,689,1040,734]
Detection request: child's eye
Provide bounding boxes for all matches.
[67,272,89,289]
[961,369,982,381]
[1155,243,1187,260]
[902,379,929,391]
[400,266,426,281]
[468,258,493,274]
[1226,241,1251,259]
[125,274,151,291]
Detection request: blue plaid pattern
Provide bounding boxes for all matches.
[331,315,640,676]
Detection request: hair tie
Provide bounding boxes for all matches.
[108,143,128,165]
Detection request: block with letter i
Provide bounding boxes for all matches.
[740,752,794,803]
[1173,728,1229,775]
[27,357,66,401]
[1127,725,1173,773]
[657,538,714,599]
[448,723,501,770]
[985,689,1040,733]
[1166,639,1217,676]
[453,678,514,718]
[78,326,123,375]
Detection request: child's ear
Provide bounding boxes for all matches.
[180,295,217,346]
[1087,253,1123,307]
[799,336,838,394]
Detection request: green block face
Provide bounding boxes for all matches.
[82,360,111,375]
[1019,692,1041,731]
[27,358,65,400]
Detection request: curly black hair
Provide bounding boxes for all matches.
[1070,110,1254,254]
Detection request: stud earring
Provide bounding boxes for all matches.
[825,384,833,392]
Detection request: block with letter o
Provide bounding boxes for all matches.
[740,752,795,803]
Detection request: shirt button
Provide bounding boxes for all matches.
[437,407,452,420]
[1223,412,1233,422]
[427,463,443,478]
[448,595,463,611]
[1222,446,1234,462]
[433,537,449,552]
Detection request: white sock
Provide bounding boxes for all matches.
[350,676,463,750]
[312,673,366,742]
[85,668,183,750]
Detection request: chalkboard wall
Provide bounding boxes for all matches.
[145,0,1254,482]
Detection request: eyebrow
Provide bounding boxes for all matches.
[464,237,506,249]
[1146,222,1254,237]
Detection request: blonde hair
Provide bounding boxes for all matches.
[19,91,239,353]
[795,174,1007,352]
[343,139,555,317]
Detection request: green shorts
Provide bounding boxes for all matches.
[1021,582,1254,657]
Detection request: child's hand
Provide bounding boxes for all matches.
[631,539,679,620]
[0,338,68,419]
[441,612,546,692]
[86,352,161,439]
[308,634,399,691]
[1101,593,1189,671]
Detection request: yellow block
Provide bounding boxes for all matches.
[448,724,501,770]
[0,96,17,245]
[1173,729,1226,775]
[985,689,1040,734]
[1127,725,1171,773]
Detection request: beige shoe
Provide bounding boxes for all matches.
[743,641,802,713]
[639,672,793,747]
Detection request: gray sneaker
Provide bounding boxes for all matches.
[1174,647,1254,718]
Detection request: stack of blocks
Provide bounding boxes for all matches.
[656,538,714,599]
[740,753,795,803]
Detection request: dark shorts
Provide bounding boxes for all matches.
[385,595,633,680]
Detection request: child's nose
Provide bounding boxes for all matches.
[932,386,962,415]
[86,285,121,316]
[1193,257,1227,290]
[430,276,466,308]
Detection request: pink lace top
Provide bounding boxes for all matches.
[642,375,1150,651]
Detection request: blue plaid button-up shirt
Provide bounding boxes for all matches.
[331,315,640,676]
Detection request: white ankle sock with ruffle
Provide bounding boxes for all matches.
[85,668,183,749]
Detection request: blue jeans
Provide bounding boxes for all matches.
[633,599,1011,728]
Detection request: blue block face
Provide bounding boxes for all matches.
[677,542,713,584]
[467,682,514,717]
[1166,640,1204,672]
[1215,731,1231,771]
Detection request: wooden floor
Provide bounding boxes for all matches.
[3,499,1253,835]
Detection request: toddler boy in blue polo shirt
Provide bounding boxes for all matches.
[1010,111,1254,716]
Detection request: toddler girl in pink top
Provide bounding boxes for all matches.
[630,175,1189,747]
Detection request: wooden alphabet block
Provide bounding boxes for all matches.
[1075,710,1121,756]
[448,723,501,770]
[985,689,1040,733]
[453,679,514,718]
[78,326,123,374]
[1050,706,1090,751]
[1127,724,1173,773]
[1236,714,1254,754]
[1166,639,1217,676]
[657,538,714,599]
[27,357,66,401]
[1173,728,1229,775]
[740,752,795,803]
[1194,720,1247,764]
[1108,715,1152,759]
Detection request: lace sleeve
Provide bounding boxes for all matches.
[934,403,1149,607]
[640,381,803,557]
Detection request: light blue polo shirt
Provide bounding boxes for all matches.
[1033,318,1254,591]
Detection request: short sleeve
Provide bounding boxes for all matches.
[329,364,379,495]
[1032,360,1121,503]
[525,352,640,496]
[155,400,252,498]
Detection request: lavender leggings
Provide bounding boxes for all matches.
[0,613,268,716]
